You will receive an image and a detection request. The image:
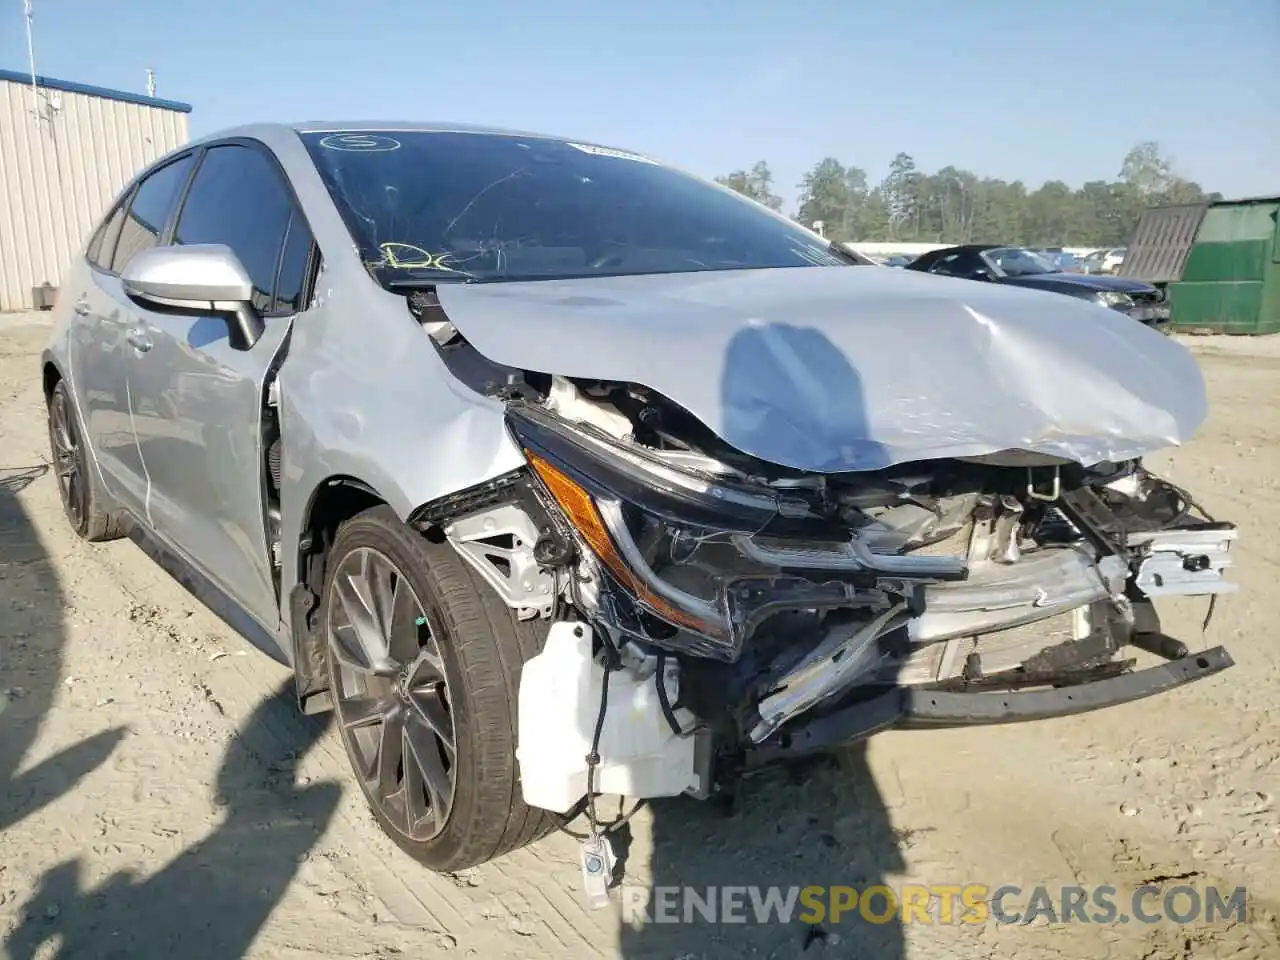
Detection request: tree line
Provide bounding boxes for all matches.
[715,142,1220,248]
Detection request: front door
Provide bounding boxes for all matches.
[128,141,316,634]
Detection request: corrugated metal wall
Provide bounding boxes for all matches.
[0,77,189,311]
[1117,203,1209,285]
[1168,200,1280,335]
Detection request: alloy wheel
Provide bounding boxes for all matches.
[48,390,84,529]
[326,546,457,841]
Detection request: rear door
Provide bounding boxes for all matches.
[70,189,135,504]
[70,153,197,518]
[127,141,317,632]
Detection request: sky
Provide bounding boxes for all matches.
[3,0,1277,211]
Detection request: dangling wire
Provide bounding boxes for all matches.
[548,644,647,841]
[1201,593,1218,637]
[584,652,616,836]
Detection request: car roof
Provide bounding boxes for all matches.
[916,243,996,260]
[189,119,596,150]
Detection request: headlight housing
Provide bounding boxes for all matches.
[1095,290,1135,310]
[507,403,881,661]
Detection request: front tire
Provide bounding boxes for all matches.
[321,505,552,871]
[46,379,123,542]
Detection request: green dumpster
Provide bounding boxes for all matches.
[1121,195,1280,334]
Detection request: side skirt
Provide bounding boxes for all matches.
[122,514,289,667]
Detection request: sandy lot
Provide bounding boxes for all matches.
[0,312,1277,959]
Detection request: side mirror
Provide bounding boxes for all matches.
[121,244,265,350]
[970,267,994,282]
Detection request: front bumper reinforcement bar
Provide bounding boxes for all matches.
[745,644,1234,767]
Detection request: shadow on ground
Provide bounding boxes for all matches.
[618,749,907,958]
[620,322,907,957]
[6,679,341,960]
[0,465,126,833]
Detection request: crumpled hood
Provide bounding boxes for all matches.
[436,266,1207,473]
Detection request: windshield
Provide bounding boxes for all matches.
[983,246,1059,277]
[300,130,853,284]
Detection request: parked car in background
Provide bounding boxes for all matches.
[1081,247,1127,274]
[882,254,915,268]
[906,243,1170,328]
[1030,249,1083,273]
[42,123,1231,875]
[1101,247,1127,273]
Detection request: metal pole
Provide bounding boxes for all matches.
[23,0,58,295]
[24,0,38,108]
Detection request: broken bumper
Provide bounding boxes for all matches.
[1127,303,1171,326]
[745,644,1234,766]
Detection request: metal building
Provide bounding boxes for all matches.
[0,67,192,312]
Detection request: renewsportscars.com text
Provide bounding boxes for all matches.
[620,883,1249,926]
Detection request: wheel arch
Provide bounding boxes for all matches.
[286,466,544,715]
[289,474,389,714]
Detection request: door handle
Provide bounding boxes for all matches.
[126,328,153,353]
[72,299,90,316]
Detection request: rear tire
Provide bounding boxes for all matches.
[322,504,552,871]
[46,379,124,542]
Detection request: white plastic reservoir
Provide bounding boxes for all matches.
[516,621,703,814]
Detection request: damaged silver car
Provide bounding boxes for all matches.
[42,122,1238,873]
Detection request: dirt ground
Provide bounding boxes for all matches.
[0,311,1277,959]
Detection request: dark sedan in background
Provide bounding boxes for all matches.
[906,244,1170,328]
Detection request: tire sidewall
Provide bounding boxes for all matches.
[47,381,89,538]
[320,508,483,870]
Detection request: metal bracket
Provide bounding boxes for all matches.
[1026,465,1061,502]
[445,504,556,619]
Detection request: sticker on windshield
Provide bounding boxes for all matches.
[565,142,659,164]
[318,133,402,152]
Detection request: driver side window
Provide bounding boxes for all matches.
[172,144,316,316]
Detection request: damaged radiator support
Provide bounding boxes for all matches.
[909,548,1127,644]
[745,480,1238,746]
[905,491,1127,646]
[747,500,1129,742]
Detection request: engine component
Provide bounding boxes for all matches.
[545,375,634,440]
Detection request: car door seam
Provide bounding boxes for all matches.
[124,377,155,528]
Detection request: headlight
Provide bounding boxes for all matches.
[507,403,875,661]
[1095,290,1134,310]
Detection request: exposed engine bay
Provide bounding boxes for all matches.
[410,297,1238,815]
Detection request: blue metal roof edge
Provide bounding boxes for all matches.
[0,67,192,113]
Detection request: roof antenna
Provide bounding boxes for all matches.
[146,68,156,98]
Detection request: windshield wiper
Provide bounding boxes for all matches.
[384,273,481,287]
